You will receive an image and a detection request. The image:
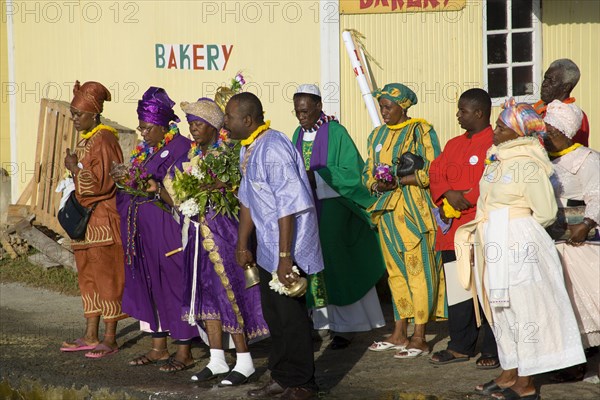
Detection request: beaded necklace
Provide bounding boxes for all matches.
[385,118,428,131]
[130,124,178,167]
[80,124,119,140]
[300,113,338,134]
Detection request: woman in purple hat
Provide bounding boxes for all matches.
[110,87,197,372]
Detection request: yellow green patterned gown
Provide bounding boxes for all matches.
[363,119,447,323]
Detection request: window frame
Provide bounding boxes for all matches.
[483,0,542,106]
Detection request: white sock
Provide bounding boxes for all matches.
[206,349,229,374]
[231,352,255,377]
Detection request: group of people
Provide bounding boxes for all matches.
[57,57,598,400]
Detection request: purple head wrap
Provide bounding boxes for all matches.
[137,87,181,127]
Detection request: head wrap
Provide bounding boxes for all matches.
[137,87,180,127]
[70,80,111,113]
[372,83,418,110]
[498,98,546,138]
[543,100,583,139]
[181,97,224,131]
[295,84,321,98]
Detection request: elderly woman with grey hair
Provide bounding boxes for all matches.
[544,99,600,382]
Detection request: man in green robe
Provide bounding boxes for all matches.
[292,84,386,350]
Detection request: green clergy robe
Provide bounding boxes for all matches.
[292,121,385,307]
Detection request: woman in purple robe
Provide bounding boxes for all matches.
[162,98,268,386]
[110,87,196,372]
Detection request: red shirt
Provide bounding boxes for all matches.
[429,126,494,251]
[533,98,590,146]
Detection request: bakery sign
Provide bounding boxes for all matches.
[155,43,233,71]
[340,0,466,14]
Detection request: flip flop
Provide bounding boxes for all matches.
[60,338,99,352]
[393,348,429,359]
[368,341,406,352]
[429,349,470,365]
[85,343,119,359]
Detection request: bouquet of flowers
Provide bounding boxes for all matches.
[374,163,394,183]
[171,140,242,220]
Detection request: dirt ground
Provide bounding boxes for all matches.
[0,282,598,400]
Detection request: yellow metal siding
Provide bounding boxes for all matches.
[9,1,320,195]
[340,2,485,156]
[542,0,600,151]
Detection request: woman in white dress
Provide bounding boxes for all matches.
[455,99,586,400]
[544,100,599,381]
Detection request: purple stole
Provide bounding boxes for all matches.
[294,121,330,217]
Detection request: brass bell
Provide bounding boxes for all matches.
[286,270,308,298]
[244,262,260,289]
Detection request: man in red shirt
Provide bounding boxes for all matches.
[428,89,499,370]
[533,59,589,146]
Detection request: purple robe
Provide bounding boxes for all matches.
[170,155,269,340]
[118,133,198,340]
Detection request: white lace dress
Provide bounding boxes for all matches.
[551,146,600,348]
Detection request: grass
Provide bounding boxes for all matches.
[0,252,80,296]
[0,378,137,400]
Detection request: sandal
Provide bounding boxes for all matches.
[219,370,252,387]
[476,353,500,370]
[84,343,119,359]
[393,348,429,359]
[368,341,406,352]
[550,364,586,383]
[492,388,540,400]
[159,357,195,373]
[128,350,169,366]
[429,349,470,365]
[474,380,504,395]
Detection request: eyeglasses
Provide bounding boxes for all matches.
[291,109,312,117]
[137,125,156,134]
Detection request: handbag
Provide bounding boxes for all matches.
[395,129,424,177]
[57,192,96,240]
[546,205,596,241]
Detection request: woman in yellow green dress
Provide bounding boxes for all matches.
[363,83,446,358]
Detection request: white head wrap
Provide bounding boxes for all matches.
[543,100,583,139]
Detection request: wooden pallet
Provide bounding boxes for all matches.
[15,99,137,237]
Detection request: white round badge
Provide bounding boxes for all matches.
[375,144,383,153]
[469,155,479,165]
[160,150,170,159]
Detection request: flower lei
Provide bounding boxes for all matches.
[549,142,582,158]
[301,113,338,133]
[130,123,178,167]
[386,118,428,131]
[240,120,271,147]
[80,124,119,140]
[188,130,231,159]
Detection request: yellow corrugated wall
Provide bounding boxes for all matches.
[1,16,9,167]
[9,1,320,195]
[341,1,599,155]
[542,0,600,151]
[340,2,485,156]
